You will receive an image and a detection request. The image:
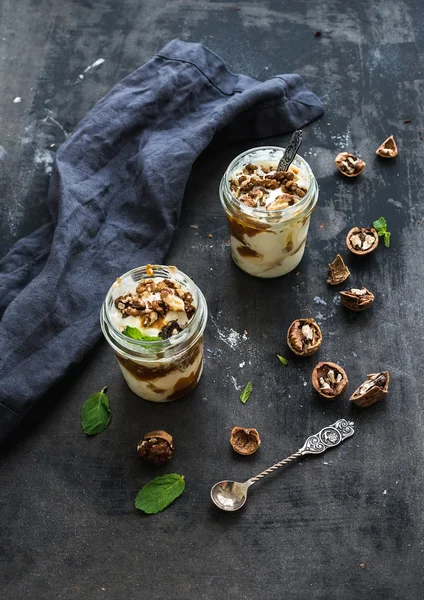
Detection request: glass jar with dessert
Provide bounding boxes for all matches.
[220,146,319,278]
[101,265,207,402]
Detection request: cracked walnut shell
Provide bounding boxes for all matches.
[327,254,350,285]
[376,136,398,158]
[312,362,348,398]
[137,430,175,465]
[335,152,366,177]
[340,287,375,312]
[346,227,378,255]
[350,372,390,407]
[287,318,322,357]
[230,427,261,455]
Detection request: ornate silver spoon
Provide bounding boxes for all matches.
[277,129,303,171]
[211,419,354,512]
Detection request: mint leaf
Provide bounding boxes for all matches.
[277,355,289,366]
[81,387,112,435]
[372,216,391,247]
[122,326,161,341]
[373,216,387,235]
[240,381,253,404]
[135,474,185,514]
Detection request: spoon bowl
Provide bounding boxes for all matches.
[210,480,251,512]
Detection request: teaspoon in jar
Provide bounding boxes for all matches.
[210,419,354,512]
[277,129,303,171]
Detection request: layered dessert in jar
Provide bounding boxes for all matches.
[101,265,207,402]
[220,147,318,278]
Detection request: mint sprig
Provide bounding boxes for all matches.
[373,216,391,248]
[135,474,185,515]
[122,326,161,341]
[277,355,289,366]
[81,386,112,435]
[240,381,253,404]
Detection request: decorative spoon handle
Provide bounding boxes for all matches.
[248,419,354,484]
[277,129,303,171]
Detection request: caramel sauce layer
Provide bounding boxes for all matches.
[227,214,272,243]
[117,337,203,382]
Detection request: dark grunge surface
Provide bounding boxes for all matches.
[1,1,423,598]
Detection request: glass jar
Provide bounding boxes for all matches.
[100,265,208,402]
[219,146,319,278]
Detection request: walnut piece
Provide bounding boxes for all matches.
[335,152,366,177]
[230,427,261,455]
[346,227,378,255]
[327,254,350,285]
[312,362,348,398]
[376,136,398,158]
[137,430,175,465]
[340,287,375,312]
[350,372,389,407]
[287,318,322,357]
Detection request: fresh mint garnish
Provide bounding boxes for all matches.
[81,386,112,435]
[373,217,391,247]
[277,355,289,366]
[240,381,253,404]
[135,474,185,515]
[122,326,161,341]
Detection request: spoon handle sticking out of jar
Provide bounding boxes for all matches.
[248,418,354,484]
[277,129,303,172]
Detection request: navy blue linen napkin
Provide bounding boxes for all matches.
[0,40,323,441]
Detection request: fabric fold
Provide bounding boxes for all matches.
[0,39,324,441]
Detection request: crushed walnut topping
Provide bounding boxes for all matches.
[114,277,196,332]
[229,162,308,210]
[335,152,366,177]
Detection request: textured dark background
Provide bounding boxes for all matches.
[1,1,423,599]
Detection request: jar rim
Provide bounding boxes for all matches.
[221,145,318,223]
[100,265,207,361]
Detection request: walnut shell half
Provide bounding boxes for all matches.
[346,227,378,255]
[339,287,375,312]
[376,136,398,158]
[335,152,366,177]
[137,430,175,465]
[230,427,261,455]
[312,362,348,399]
[287,318,322,357]
[350,372,390,407]
[327,254,350,285]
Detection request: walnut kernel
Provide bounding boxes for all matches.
[287,318,322,357]
[346,227,378,255]
[312,362,348,398]
[335,152,366,177]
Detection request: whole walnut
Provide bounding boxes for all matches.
[137,430,174,465]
